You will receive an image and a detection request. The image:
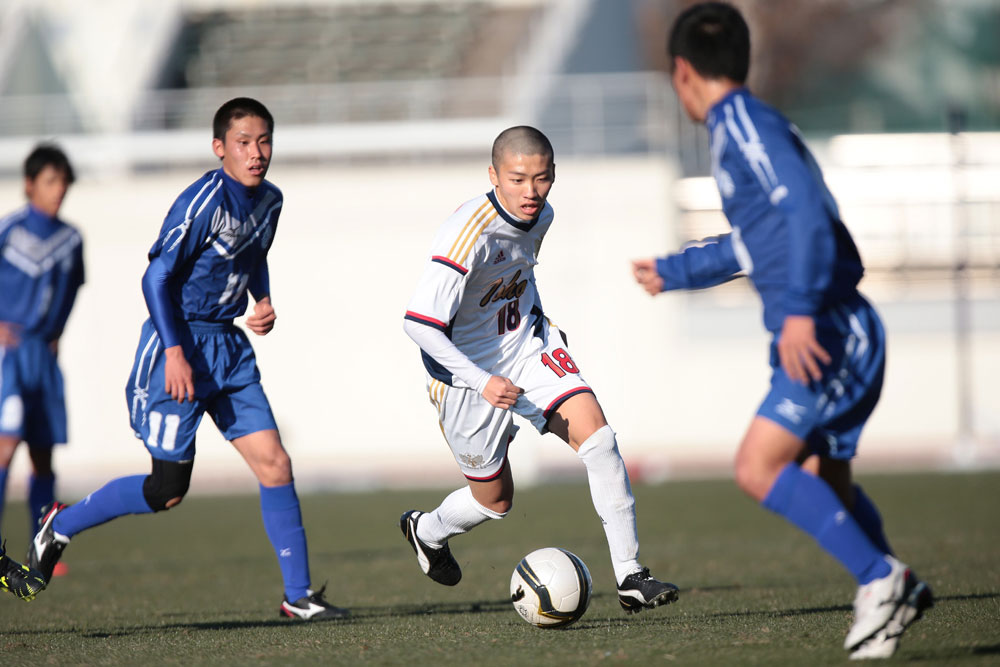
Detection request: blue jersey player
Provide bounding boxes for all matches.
[633,3,932,659]
[0,145,83,545]
[27,98,349,620]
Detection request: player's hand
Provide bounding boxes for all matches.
[48,338,59,358]
[0,321,21,347]
[482,375,523,410]
[163,345,195,403]
[777,315,831,384]
[246,297,276,336]
[631,258,664,296]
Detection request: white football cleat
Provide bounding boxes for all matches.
[849,571,934,660]
[844,556,910,651]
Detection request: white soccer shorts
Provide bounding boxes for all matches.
[426,327,593,481]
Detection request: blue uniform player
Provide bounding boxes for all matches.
[27,98,349,620]
[633,3,932,659]
[0,145,83,544]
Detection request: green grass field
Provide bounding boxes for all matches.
[1,471,998,665]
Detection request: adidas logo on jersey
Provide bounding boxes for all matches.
[492,250,507,265]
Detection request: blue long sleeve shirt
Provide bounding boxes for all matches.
[143,168,280,347]
[657,89,863,333]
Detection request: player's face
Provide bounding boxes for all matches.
[25,165,70,218]
[488,152,555,221]
[213,115,272,188]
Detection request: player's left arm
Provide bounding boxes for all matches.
[45,236,86,358]
[755,120,833,382]
[245,260,275,336]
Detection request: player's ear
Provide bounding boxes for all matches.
[212,137,225,160]
[488,164,499,187]
[673,57,694,84]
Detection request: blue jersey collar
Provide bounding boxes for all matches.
[706,86,751,126]
[486,189,537,232]
[218,167,262,207]
[26,203,59,225]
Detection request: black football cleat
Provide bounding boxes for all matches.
[400,510,461,586]
[617,567,679,613]
[1,540,47,601]
[280,585,351,620]
[27,502,70,583]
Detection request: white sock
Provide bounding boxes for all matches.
[577,425,641,584]
[417,485,506,548]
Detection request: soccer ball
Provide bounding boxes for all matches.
[510,547,592,628]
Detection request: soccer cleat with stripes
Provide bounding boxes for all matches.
[279,585,351,620]
[27,502,70,583]
[617,567,679,613]
[1,540,47,601]
[400,510,462,586]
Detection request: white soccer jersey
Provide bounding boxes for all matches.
[405,190,554,388]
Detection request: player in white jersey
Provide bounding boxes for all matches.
[401,126,678,614]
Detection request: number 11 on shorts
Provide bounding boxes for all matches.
[541,348,579,377]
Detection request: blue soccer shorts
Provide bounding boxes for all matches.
[0,337,67,446]
[757,294,885,460]
[125,319,277,462]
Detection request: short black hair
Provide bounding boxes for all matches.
[668,2,750,84]
[24,143,75,185]
[212,97,274,141]
[491,126,554,171]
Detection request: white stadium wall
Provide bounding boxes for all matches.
[2,156,998,497]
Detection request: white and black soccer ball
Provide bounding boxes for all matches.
[510,547,592,628]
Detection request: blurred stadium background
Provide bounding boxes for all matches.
[0,0,997,498]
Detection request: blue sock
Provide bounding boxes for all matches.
[28,473,56,534]
[851,484,893,556]
[260,483,310,602]
[53,475,153,538]
[0,467,8,531]
[763,463,891,585]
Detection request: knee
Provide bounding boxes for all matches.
[143,459,193,512]
[575,424,617,460]
[733,453,768,501]
[482,497,512,516]
[0,437,19,466]
[256,450,292,486]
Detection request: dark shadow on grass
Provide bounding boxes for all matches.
[5,598,515,639]
[904,644,1000,662]
[972,644,1000,655]
[936,592,998,603]
[347,598,513,618]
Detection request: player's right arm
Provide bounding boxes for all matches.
[142,177,219,402]
[0,321,20,347]
[632,234,742,296]
[402,320,520,409]
[404,203,522,409]
[142,256,193,403]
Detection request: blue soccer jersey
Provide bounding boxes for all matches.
[0,205,84,341]
[657,88,863,334]
[149,168,280,325]
[0,205,83,445]
[126,168,281,460]
[655,88,884,457]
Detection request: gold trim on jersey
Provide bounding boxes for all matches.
[428,380,449,442]
[446,200,496,267]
